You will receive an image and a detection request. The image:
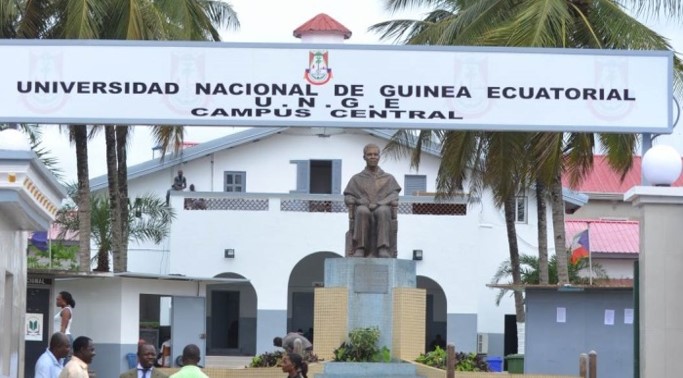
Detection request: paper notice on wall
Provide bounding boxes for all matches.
[624,308,634,324]
[604,309,615,325]
[556,307,566,323]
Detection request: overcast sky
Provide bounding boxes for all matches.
[36,0,683,183]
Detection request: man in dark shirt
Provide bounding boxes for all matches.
[166,170,187,205]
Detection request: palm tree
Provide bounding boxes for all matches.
[55,193,175,272]
[535,182,549,284]
[3,0,239,271]
[95,0,239,272]
[384,129,534,322]
[373,0,683,276]
[374,0,683,352]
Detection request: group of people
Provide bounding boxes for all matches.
[34,290,95,378]
[165,170,206,210]
[273,332,313,378]
[120,343,207,378]
[35,291,96,378]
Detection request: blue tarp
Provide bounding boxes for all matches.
[30,231,48,251]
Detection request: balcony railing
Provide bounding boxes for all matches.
[176,192,468,216]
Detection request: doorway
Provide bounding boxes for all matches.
[24,284,51,378]
[206,273,257,356]
[210,291,240,351]
[417,276,447,352]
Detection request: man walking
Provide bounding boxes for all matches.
[58,336,95,378]
[120,343,167,378]
[35,332,71,378]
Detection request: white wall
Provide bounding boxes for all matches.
[55,277,206,345]
[0,216,27,378]
[122,129,571,334]
[593,258,636,279]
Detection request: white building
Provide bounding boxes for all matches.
[0,129,65,378]
[87,126,587,359]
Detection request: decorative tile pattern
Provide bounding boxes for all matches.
[313,287,348,361]
[393,288,426,361]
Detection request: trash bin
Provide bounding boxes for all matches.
[505,354,524,374]
[486,356,503,372]
[125,353,137,369]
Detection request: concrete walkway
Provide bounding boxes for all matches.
[204,356,254,369]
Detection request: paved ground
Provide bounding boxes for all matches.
[205,355,254,369]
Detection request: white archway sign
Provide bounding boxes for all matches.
[0,40,673,134]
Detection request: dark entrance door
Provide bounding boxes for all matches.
[503,314,518,370]
[290,292,314,336]
[208,291,240,355]
[25,285,51,378]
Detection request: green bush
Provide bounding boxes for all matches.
[415,347,489,372]
[249,350,320,368]
[250,351,284,367]
[333,327,391,362]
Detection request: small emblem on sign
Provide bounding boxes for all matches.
[304,50,332,85]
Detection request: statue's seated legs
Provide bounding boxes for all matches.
[347,204,397,258]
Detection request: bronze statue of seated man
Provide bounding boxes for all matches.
[344,143,401,258]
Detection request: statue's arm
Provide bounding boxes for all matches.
[344,194,358,206]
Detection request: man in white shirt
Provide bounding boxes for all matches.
[35,332,71,378]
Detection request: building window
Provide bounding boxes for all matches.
[224,171,246,192]
[515,196,527,223]
[404,175,427,195]
[290,160,342,194]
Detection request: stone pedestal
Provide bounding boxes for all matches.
[625,186,683,378]
[313,258,425,362]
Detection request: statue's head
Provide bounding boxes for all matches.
[363,143,380,168]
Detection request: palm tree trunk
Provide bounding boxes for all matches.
[551,177,569,284]
[504,196,525,354]
[115,126,129,272]
[73,125,91,272]
[104,127,122,272]
[96,245,109,272]
[536,181,549,284]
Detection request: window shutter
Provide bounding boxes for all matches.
[290,160,310,193]
[404,175,427,195]
[331,159,342,194]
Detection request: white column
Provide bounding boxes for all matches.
[625,186,683,378]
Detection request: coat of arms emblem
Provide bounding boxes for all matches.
[304,50,332,85]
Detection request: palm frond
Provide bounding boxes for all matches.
[151,125,184,161]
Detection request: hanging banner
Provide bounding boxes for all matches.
[0,40,673,133]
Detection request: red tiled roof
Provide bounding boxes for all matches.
[293,13,352,39]
[562,155,683,194]
[565,219,638,254]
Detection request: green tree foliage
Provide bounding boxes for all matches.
[55,191,174,272]
[491,253,609,305]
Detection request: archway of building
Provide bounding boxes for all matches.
[418,275,448,352]
[287,251,343,344]
[206,272,257,356]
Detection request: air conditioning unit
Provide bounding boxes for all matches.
[476,333,489,354]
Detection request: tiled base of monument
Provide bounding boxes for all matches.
[313,258,426,365]
[314,362,425,378]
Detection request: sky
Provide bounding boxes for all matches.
[35,0,683,183]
